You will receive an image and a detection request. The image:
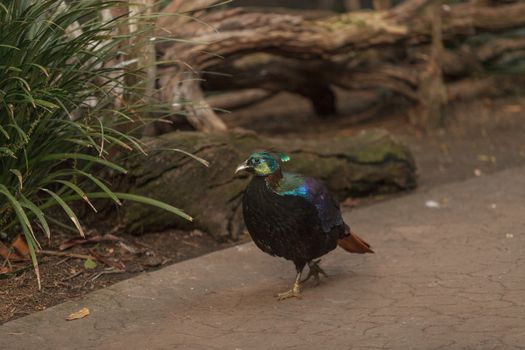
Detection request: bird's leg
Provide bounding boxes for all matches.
[276,266,304,301]
[276,271,302,301]
[301,259,328,286]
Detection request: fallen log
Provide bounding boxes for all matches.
[155,1,525,132]
[115,129,416,240]
[206,89,277,111]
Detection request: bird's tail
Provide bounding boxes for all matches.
[338,227,374,254]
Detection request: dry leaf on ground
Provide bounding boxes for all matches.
[11,235,29,257]
[66,307,90,321]
[0,240,26,261]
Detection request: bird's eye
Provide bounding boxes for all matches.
[251,158,260,165]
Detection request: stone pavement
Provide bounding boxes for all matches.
[2,168,525,350]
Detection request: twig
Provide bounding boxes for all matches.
[62,270,83,281]
[91,268,125,282]
[88,249,125,270]
[37,250,96,261]
[2,257,13,270]
[106,223,125,236]
[131,239,153,249]
[117,241,139,255]
[54,257,71,266]
[59,232,124,251]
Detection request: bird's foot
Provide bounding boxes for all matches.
[301,259,328,286]
[276,282,301,301]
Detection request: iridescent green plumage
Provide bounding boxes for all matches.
[244,151,281,176]
[273,173,308,197]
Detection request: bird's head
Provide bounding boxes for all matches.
[235,150,290,177]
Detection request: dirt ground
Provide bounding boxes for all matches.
[0,228,241,324]
[1,92,524,324]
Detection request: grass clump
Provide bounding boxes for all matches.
[0,0,194,289]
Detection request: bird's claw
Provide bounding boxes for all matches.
[276,283,301,301]
[301,259,328,286]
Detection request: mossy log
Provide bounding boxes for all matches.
[116,129,416,240]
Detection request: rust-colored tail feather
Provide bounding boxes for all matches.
[338,229,374,254]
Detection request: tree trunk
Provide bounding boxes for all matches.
[373,0,391,11]
[344,0,361,11]
[412,0,447,130]
[114,129,417,240]
[127,0,158,136]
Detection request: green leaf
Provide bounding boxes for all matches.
[20,194,51,240]
[0,185,41,289]
[34,99,59,110]
[29,63,50,77]
[100,126,147,155]
[110,192,193,222]
[0,44,19,50]
[167,148,210,167]
[7,123,29,143]
[0,125,9,139]
[0,185,39,247]
[84,259,97,270]
[26,235,41,291]
[0,147,17,159]
[47,192,193,222]
[41,188,85,237]
[55,179,98,212]
[76,170,121,206]
[40,153,128,174]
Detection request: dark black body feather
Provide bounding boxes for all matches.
[242,175,346,269]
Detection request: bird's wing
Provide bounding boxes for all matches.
[274,172,344,233]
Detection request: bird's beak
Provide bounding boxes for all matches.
[235,162,250,174]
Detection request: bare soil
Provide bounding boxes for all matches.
[1,92,524,324]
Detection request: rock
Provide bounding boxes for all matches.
[115,129,417,240]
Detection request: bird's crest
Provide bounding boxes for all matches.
[277,152,290,162]
[264,148,290,163]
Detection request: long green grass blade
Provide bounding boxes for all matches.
[0,185,40,248]
[0,125,9,139]
[40,153,128,174]
[25,228,41,291]
[7,123,29,143]
[0,44,19,50]
[0,147,17,158]
[41,188,85,237]
[0,188,41,288]
[76,170,121,206]
[112,193,193,222]
[20,194,51,240]
[34,99,59,110]
[55,180,98,212]
[165,148,210,167]
[43,192,193,222]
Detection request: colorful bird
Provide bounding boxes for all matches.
[236,151,374,300]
